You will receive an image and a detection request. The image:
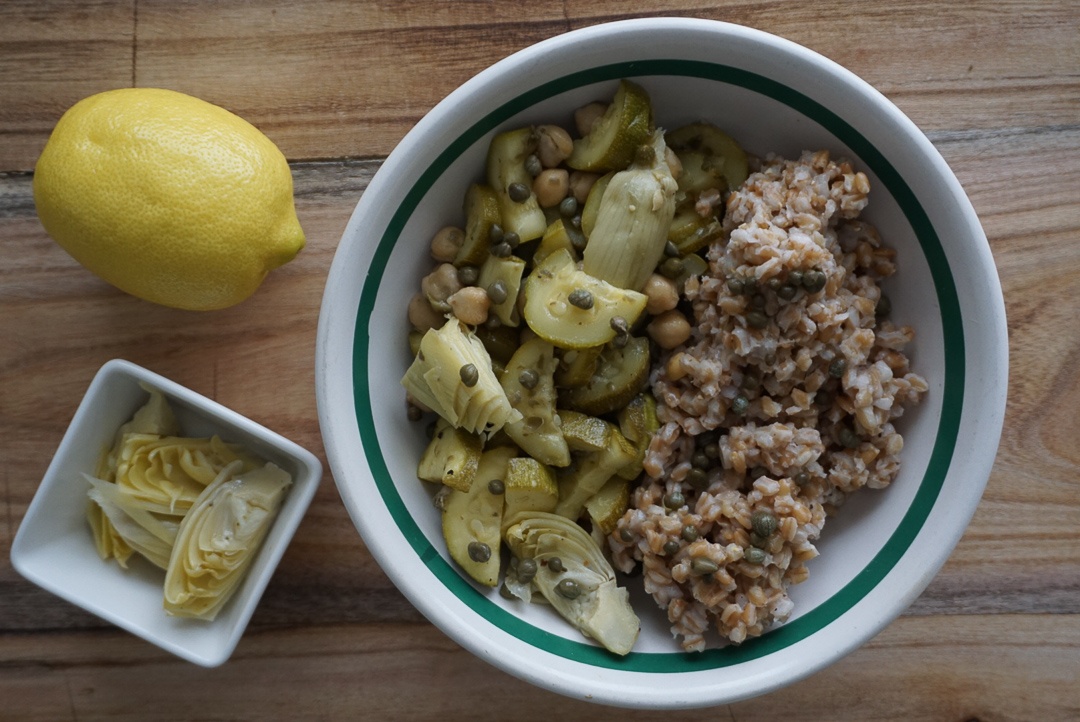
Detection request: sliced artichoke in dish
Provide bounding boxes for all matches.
[503,511,640,655]
[163,461,292,620]
[401,319,522,435]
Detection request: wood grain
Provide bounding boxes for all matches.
[1,0,1079,719]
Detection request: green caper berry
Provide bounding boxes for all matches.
[788,270,805,287]
[751,510,779,538]
[559,196,578,217]
[838,426,861,449]
[487,280,508,305]
[726,277,745,295]
[569,214,582,230]
[803,270,827,293]
[635,143,657,166]
[619,528,634,542]
[766,277,782,292]
[687,467,709,490]
[569,228,588,252]
[407,404,423,422]
[459,363,479,387]
[612,332,629,348]
[742,277,759,295]
[507,182,530,203]
[663,540,681,556]
[681,525,700,542]
[731,395,750,415]
[876,293,892,318]
[660,257,684,279]
[518,368,539,390]
[691,452,710,470]
[568,288,594,309]
[777,284,798,301]
[740,369,760,390]
[691,557,720,575]
[503,231,521,249]
[663,491,686,509]
[490,242,512,258]
[749,532,768,548]
[467,541,491,563]
[794,470,811,486]
[609,316,629,336]
[456,265,479,286]
[703,442,720,460]
[517,557,538,583]
[488,223,504,244]
[750,293,767,309]
[744,547,767,565]
[487,479,505,495]
[829,358,847,378]
[555,579,581,599]
[547,556,565,573]
[499,582,516,600]
[665,241,680,258]
[746,310,769,329]
[524,154,543,177]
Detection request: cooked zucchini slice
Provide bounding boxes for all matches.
[554,427,637,521]
[580,171,614,239]
[668,205,724,256]
[559,336,650,416]
[665,122,749,194]
[455,183,501,267]
[502,456,559,528]
[486,127,548,243]
[417,417,483,492]
[478,253,526,327]
[535,218,582,265]
[554,345,602,388]
[559,410,613,453]
[567,80,653,173]
[500,338,571,467]
[585,477,631,536]
[442,446,515,587]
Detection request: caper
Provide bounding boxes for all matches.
[547,556,565,573]
[488,223,504,244]
[740,369,760,390]
[467,541,491,563]
[619,528,634,543]
[665,241,680,258]
[609,316,629,336]
[686,467,709,490]
[876,293,892,318]
[459,363,479,387]
[663,491,686,510]
[568,288,594,309]
[746,310,769,329]
[487,279,508,305]
[691,452,710,470]
[612,332,629,348]
[681,525,700,542]
[838,426,861,449]
[750,293,766,309]
[777,283,798,301]
[744,547,767,565]
[499,582,516,600]
[764,277,781,292]
[788,270,805,287]
[726,277,745,295]
[559,196,578,218]
[742,276,759,295]
[524,154,543,177]
[731,395,750,415]
[703,442,720,460]
[749,532,768,548]
[794,470,811,486]
[569,214,582,230]
[751,510,779,538]
[517,557,538,583]
[407,404,423,422]
[803,269,827,293]
[518,368,539,390]
[456,264,479,286]
[660,257,684,279]
[503,231,520,249]
[634,143,657,166]
[507,182,531,203]
[555,579,582,599]
[691,557,720,575]
[749,466,768,480]
[490,241,512,258]
[829,358,847,378]
[663,540,681,556]
[487,479,505,495]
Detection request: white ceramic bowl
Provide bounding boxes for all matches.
[10,359,322,667]
[316,18,1008,708]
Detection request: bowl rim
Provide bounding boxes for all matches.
[316,17,1008,707]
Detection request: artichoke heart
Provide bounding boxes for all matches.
[163,461,292,620]
[503,512,640,655]
[401,319,522,434]
[581,130,678,292]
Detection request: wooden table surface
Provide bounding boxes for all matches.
[2,2,1078,719]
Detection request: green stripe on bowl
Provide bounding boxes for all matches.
[352,60,964,672]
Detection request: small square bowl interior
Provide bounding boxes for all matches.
[10,358,322,667]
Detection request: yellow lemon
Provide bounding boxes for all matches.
[33,88,305,311]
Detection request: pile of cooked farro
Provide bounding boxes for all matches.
[609,149,928,651]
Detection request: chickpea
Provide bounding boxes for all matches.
[429,225,464,263]
[408,292,445,332]
[536,124,573,168]
[568,171,601,205]
[532,168,569,208]
[574,102,608,137]
[421,263,462,311]
[648,309,692,350]
[643,273,679,314]
[447,286,491,326]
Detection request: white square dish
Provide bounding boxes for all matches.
[10,358,322,667]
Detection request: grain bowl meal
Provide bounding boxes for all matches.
[400,79,927,654]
